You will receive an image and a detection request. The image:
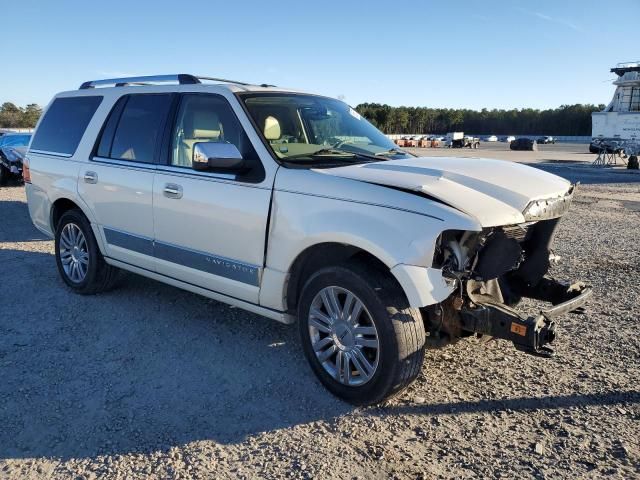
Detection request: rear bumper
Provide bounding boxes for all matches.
[25,183,54,237]
[459,280,592,357]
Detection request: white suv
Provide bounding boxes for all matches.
[25,74,590,405]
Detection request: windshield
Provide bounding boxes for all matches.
[0,134,31,148]
[241,94,411,164]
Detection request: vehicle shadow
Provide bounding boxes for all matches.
[0,242,353,461]
[0,199,48,242]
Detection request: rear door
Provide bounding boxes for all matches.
[152,93,271,303]
[78,93,173,271]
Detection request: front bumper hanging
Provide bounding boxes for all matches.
[459,280,592,358]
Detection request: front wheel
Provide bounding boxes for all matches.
[297,262,426,405]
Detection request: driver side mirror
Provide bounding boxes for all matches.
[192,142,246,172]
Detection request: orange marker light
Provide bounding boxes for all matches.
[22,157,31,184]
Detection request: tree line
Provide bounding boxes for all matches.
[0,102,43,129]
[1,100,603,136]
[355,103,604,136]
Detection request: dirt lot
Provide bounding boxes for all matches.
[0,153,639,479]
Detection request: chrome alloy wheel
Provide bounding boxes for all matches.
[59,223,89,283]
[308,286,380,386]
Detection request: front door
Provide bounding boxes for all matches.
[152,93,271,303]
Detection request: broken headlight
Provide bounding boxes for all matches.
[522,186,575,222]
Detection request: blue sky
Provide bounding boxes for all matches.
[2,0,638,110]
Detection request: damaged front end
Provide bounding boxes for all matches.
[0,147,25,177]
[425,187,591,358]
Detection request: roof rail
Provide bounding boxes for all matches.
[78,74,257,90]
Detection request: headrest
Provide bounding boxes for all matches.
[192,128,220,139]
[264,116,281,141]
[189,110,221,138]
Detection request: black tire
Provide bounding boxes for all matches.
[0,165,9,186]
[297,261,426,405]
[628,155,639,170]
[54,209,121,294]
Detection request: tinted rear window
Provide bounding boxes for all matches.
[108,94,172,163]
[30,96,102,156]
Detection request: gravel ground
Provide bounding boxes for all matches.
[0,163,639,479]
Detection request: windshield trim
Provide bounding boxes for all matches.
[234,91,402,168]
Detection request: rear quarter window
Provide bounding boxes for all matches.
[30,96,103,156]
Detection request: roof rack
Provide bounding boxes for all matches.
[78,74,261,90]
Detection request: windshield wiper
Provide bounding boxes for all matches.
[285,148,356,160]
[375,148,405,156]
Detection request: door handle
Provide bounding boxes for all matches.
[83,171,98,184]
[163,183,183,199]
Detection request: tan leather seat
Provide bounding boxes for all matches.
[178,110,222,166]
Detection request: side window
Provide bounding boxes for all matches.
[171,94,258,168]
[30,96,102,156]
[97,94,172,164]
[96,96,127,158]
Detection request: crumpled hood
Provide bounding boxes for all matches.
[318,157,572,226]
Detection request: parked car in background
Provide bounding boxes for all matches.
[510,138,538,151]
[0,133,31,148]
[0,146,27,184]
[537,136,556,144]
[485,135,498,142]
[0,133,32,183]
[500,135,516,143]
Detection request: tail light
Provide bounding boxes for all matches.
[23,157,31,183]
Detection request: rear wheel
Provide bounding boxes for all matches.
[55,209,121,294]
[298,262,426,405]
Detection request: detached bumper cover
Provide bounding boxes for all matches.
[0,147,25,175]
[460,281,592,357]
[391,264,456,308]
